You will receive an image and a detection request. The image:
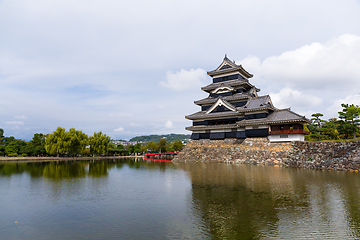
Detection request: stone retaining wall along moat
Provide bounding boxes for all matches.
[173,138,360,171]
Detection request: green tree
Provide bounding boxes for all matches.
[321,118,340,140]
[145,141,157,153]
[133,143,142,154]
[126,144,135,154]
[117,144,125,151]
[89,131,110,156]
[311,113,326,128]
[310,113,326,140]
[67,128,88,155]
[45,127,69,156]
[157,138,168,153]
[0,145,5,156]
[30,133,47,156]
[1,136,15,146]
[0,128,5,156]
[5,142,19,156]
[172,140,184,152]
[338,103,360,139]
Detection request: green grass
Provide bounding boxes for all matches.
[305,138,360,143]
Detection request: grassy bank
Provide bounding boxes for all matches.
[305,137,360,143]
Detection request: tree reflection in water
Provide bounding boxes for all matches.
[176,162,360,239]
[2,159,360,239]
[0,158,175,180]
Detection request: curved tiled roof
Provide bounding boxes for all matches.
[186,123,238,131]
[185,110,241,120]
[194,93,250,105]
[207,56,253,78]
[237,109,311,126]
[201,79,256,92]
[186,95,275,120]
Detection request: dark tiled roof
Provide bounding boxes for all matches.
[185,110,240,120]
[237,109,311,126]
[194,93,250,105]
[186,124,238,131]
[239,95,271,110]
[186,95,276,120]
[201,79,254,92]
[207,56,253,78]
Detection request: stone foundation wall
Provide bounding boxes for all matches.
[173,138,360,171]
[286,141,360,171]
[173,138,291,166]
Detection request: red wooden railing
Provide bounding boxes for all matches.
[144,152,179,157]
[269,129,310,135]
[144,152,179,162]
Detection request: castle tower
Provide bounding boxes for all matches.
[185,55,310,142]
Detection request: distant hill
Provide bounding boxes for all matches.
[130,134,191,143]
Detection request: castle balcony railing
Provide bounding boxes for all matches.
[269,129,310,135]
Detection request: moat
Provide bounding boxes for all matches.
[1,158,360,239]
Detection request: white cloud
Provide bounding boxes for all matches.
[327,95,360,115]
[160,68,207,91]
[114,127,124,132]
[165,121,173,129]
[14,115,28,119]
[5,121,24,125]
[269,88,322,109]
[0,0,360,140]
[240,34,360,92]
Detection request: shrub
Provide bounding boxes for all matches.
[8,153,18,157]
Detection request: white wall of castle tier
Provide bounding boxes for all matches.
[268,134,305,142]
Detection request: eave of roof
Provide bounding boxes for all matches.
[207,65,253,78]
[236,109,311,126]
[194,94,250,105]
[185,111,242,120]
[201,79,256,92]
[186,124,238,131]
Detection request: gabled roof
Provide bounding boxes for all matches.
[207,55,253,78]
[211,86,235,94]
[186,95,275,120]
[213,55,238,70]
[206,98,236,114]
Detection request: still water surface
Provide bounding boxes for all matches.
[1,159,360,239]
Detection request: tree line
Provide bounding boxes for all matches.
[0,127,184,157]
[110,138,184,156]
[307,103,360,141]
[129,134,190,143]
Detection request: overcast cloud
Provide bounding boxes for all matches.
[1,0,360,140]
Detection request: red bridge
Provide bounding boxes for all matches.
[144,152,179,162]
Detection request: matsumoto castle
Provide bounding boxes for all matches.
[185,55,311,142]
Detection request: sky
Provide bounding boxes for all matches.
[1,0,360,140]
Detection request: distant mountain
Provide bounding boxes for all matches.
[130,134,191,143]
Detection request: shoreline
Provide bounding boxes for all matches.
[0,156,144,162]
[173,138,360,172]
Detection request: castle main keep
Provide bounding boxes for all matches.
[185,55,310,142]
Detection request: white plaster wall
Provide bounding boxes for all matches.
[268,134,305,142]
[245,125,268,130]
[211,129,232,133]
